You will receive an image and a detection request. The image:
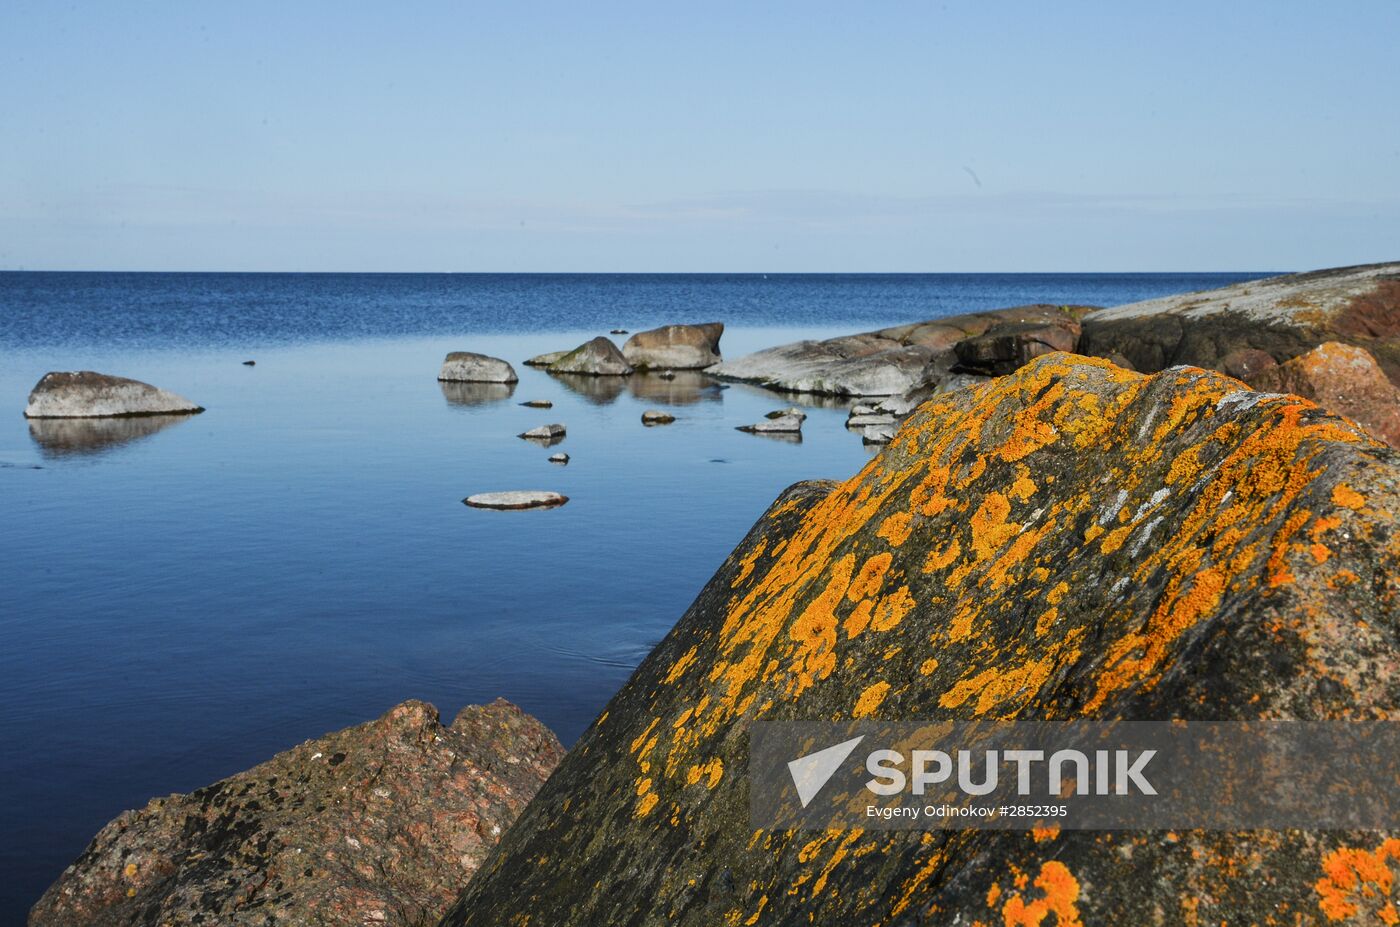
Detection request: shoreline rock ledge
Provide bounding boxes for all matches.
[24,371,204,418]
[31,699,562,927]
[441,353,1400,927]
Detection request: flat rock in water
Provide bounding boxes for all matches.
[442,354,1400,927]
[708,304,1094,396]
[518,423,566,440]
[641,409,676,425]
[1080,261,1400,383]
[523,350,568,367]
[548,453,569,465]
[438,351,519,383]
[24,371,204,419]
[32,700,562,927]
[736,413,804,434]
[520,399,554,408]
[464,490,569,510]
[1248,341,1400,447]
[547,337,633,376]
[765,406,807,420]
[622,322,724,370]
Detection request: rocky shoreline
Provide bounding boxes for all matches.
[27,262,1400,925]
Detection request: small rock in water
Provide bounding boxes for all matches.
[520,399,554,408]
[861,422,896,445]
[242,360,256,366]
[519,424,566,440]
[658,371,676,380]
[439,352,519,383]
[548,453,570,465]
[848,402,879,417]
[464,491,569,510]
[547,337,633,376]
[641,410,676,426]
[737,414,804,434]
[847,411,896,428]
[765,407,807,420]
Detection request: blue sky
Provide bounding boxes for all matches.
[2,1,1397,271]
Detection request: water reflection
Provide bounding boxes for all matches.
[718,381,856,411]
[439,380,516,407]
[740,431,803,444]
[28,415,191,459]
[627,371,724,406]
[547,373,628,405]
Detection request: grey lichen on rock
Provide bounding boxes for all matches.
[31,700,562,927]
[24,371,203,419]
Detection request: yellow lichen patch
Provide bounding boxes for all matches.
[847,553,893,602]
[731,538,769,588]
[1000,860,1083,927]
[923,538,961,573]
[1030,822,1060,843]
[1315,838,1400,922]
[939,652,1062,717]
[685,757,725,789]
[1332,483,1366,511]
[878,511,915,547]
[870,586,916,632]
[970,493,1019,560]
[853,681,891,718]
[665,646,699,684]
[919,657,940,675]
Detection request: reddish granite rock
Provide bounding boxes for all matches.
[1249,342,1400,448]
[622,323,724,370]
[31,700,562,927]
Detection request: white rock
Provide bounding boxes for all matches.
[24,371,203,419]
[519,424,566,440]
[464,491,569,510]
[737,414,804,434]
[438,352,518,383]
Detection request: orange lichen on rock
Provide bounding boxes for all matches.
[1000,860,1083,927]
[1315,838,1400,922]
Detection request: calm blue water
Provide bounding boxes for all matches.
[0,271,1269,920]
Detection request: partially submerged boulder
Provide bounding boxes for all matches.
[548,337,633,377]
[622,323,724,370]
[1248,342,1400,448]
[442,353,1400,927]
[33,700,561,927]
[24,371,203,419]
[641,410,676,426]
[736,413,804,434]
[438,352,518,383]
[523,351,568,368]
[518,423,566,441]
[1081,262,1400,384]
[708,304,1093,396]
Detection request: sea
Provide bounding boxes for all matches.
[0,271,1271,919]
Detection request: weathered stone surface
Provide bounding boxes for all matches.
[523,351,568,368]
[641,410,676,426]
[442,354,1400,927]
[1220,347,1278,381]
[548,337,633,376]
[464,491,569,510]
[766,407,807,420]
[1081,262,1400,384]
[438,352,518,383]
[622,323,724,370]
[951,318,1080,376]
[518,424,566,441]
[736,414,804,434]
[708,304,1093,396]
[24,371,203,419]
[33,700,561,927]
[1248,342,1400,448]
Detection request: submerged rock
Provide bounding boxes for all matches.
[1248,342,1400,447]
[736,413,804,435]
[442,353,1400,927]
[622,322,724,370]
[1081,262,1400,383]
[708,304,1093,396]
[24,371,204,419]
[438,352,518,383]
[641,410,676,426]
[464,491,569,510]
[32,700,561,927]
[548,337,633,376]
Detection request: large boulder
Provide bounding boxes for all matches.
[438,352,518,383]
[1081,262,1400,384]
[441,354,1400,927]
[548,337,633,376]
[708,304,1093,396]
[1248,342,1400,448]
[32,700,562,927]
[951,317,1081,376]
[622,323,724,370]
[24,371,203,418]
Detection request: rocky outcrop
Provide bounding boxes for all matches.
[1248,342,1400,448]
[32,700,561,927]
[464,491,569,510]
[622,323,724,370]
[24,372,203,418]
[442,353,1400,927]
[1080,262,1400,384]
[438,352,518,383]
[548,337,633,376]
[708,304,1093,396]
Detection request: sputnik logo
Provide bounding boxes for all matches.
[787,735,865,808]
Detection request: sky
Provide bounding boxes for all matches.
[2,1,1397,272]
